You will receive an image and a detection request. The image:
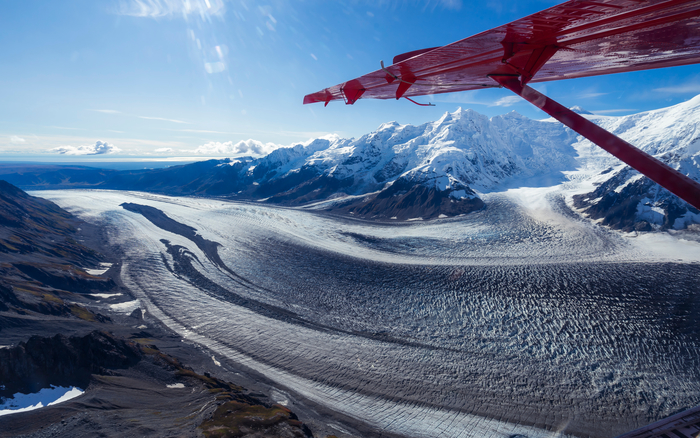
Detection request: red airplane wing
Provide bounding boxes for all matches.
[303,0,700,105]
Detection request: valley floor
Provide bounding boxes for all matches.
[33,184,700,438]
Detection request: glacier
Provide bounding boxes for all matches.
[34,185,700,438]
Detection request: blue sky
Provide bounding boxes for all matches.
[2,0,700,163]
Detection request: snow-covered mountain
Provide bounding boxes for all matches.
[231,98,699,225]
[226,108,579,219]
[3,96,700,227]
[571,95,700,231]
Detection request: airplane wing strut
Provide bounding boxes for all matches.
[303,0,700,210]
[491,74,700,210]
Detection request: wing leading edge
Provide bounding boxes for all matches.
[303,0,700,106]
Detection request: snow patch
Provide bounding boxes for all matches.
[0,386,84,417]
[90,293,122,299]
[271,389,289,407]
[614,174,644,193]
[109,300,141,314]
[636,199,665,225]
[627,232,700,261]
[85,262,112,276]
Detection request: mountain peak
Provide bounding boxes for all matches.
[378,121,400,131]
[570,106,593,115]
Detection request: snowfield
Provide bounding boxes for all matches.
[36,185,700,438]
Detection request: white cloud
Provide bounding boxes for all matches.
[429,89,522,106]
[155,147,174,153]
[47,126,85,131]
[194,139,282,156]
[50,141,122,156]
[429,90,487,105]
[116,0,226,18]
[91,109,121,114]
[139,115,188,124]
[653,83,700,94]
[578,92,607,99]
[10,136,26,144]
[490,96,521,107]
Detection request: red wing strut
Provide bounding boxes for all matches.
[303,0,700,210]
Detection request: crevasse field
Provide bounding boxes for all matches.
[37,187,700,438]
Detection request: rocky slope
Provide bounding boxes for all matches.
[571,95,700,231]
[0,180,115,320]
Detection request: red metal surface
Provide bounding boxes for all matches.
[303,0,700,105]
[491,75,700,210]
[393,47,440,64]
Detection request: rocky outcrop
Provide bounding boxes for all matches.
[0,331,142,397]
[334,177,485,220]
[573,166,700,232]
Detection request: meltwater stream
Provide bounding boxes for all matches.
[38,189,700,438]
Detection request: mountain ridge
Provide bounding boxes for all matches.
[2,97,700,227]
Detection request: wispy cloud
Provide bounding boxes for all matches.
[91,109,121,114]
[115,0,226,18]
[89,108,189,125]
[653,83,700,94]
[155,147,174,153]
[490,96,521,107]
[578,92,607,99]
[174,128,240,134]
[10,136,26,144]
[430,90,490,105]
[139,115,189,124]
[429,90,521,107]
[193,139,282,156]
[50,141,122,156]
[374,0,463,11]
[47,126,85,130]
